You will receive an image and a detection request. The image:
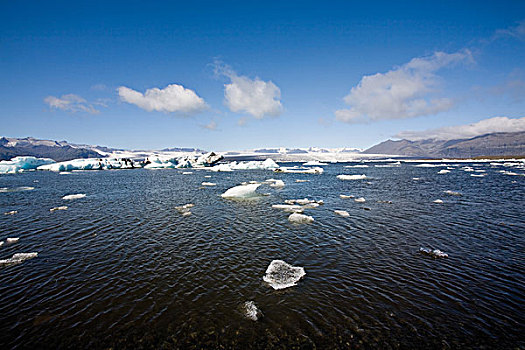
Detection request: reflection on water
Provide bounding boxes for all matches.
[0,163,524,348]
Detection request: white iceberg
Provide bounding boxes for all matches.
[268,179,285,188]
[39,157,140,172]
[62,193,86,200]
[263,260,306,290]
[221,184,261,199]
[210,158,279,172]
[272,204,303,213]
[175,203,194,216]
[419,247,448,258]
[6,237,19,243]
[340,194,354,199]
[295,179,309,183]
[243,301,263,321]
[0,252,38,266]
[50,206,68,212]
[0,156,55,174]
[0,186,34,193]
[471,174,485,177]
[337,174,367,180]
[334,210,350,217]
[288,212,314,224]
[4,210,17,215]
[201,182,216,186]
[438,169,450,174]
[444,190,461,196]
[354,197,366,203]
[433,199,443,204]
[275,166,323,174]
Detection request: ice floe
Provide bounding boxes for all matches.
[433,199,444,204]
[419,248,448,258]
[334,210,350,217]
[288,212,314,224]
[275,166,323,174]
[0,186,35,193]
[444,190,461,196]
[38,158,140,172]
[0,156,55,174]
[182,171,193,174]
[62,193,86,200]
[175,203,194,216]
[340,194,354,199]
[243,301,263,321]
[4,210,17,215]
[0,252,38,266]
[201,182,217,186]
[210,158,279,172]
[6,238,19,243]
[285,198,324,206]
[303,160,328,166]
[337,174,367,180]
[438,169,450,174]
[471,174,485,177]
[345,164,369,168]
[354,197,366,203]
[272,204,303,213]
[267,179,285,188]
[263,260,306,290]
[50,206,68,212]
[221,184,261,199]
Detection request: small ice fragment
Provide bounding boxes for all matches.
[433,199,443,204]
[263,260,306,290]
[419,247,448,258]
[295,179,309,183]
[303,160,328,166]
[444,190,461,196]
[181,211,192,217]
[175,204,194,210]
[59,172,72,175]
[337,174,367,180]
[201,182,217,186]
[272,204,303,213]
[182,171,193,174]
[288,212,314,224]
[354,197,366,203]
[471,174,485,177]
[269,179,285,188]
[0,242,3,247]
[302,202,319,209]
[340,194,354,199]
[412,177,421,180]
[6,238,19,243]
[438,169,450,174]
[4,210,17,215]
[204,175,212,178]
[50,206,68,212]
[221,184,261,199]
[334,210,350,217]
[243,301,263,321]
[62,193,86,200]
[0,252,38,266]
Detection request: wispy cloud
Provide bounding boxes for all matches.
[396,116,525,141]
[215,62,283,119]
[336,50,473,123]
[492,20,525,41]
[44,94,100,114]
[200,120,217,131]
[117,84,207,115]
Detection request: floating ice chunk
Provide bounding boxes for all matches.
[263,260,306,290]
[334,210,350,217]
[0,252,38,266]
[354,197,366,203]
[337,174,367,180]
[433,199,443,204]
[62,193,86,200]
[201,182,216,186]
[50,206,68,212]
[6,238,19,243]
[444,190,461,196]
[39,157,140,171]
[4,210,17,215]
[303,160,327,166]
[243,301,263,321]
[175,203,194,216]
[221,184,261,199]
[288,212,314,224]
[0,186,35,193]
[438,169,450,174]
[462,167,474,172]
[209,163,234,172]
[340,194,354,199]
[345,164,369,168]
[500,171,522,176]
[295,179,309,183]
[272,204,303,213]
[412,177,421,180]
[0,156,55,174]
[415,164,438,167]
[0,241,3,247]
[204,175,212,178]
[275,166,323,174]
[267,179,285,188]
[181,211,192,217]
[182,171,193,175]
[285,198,323,206]
[419,247,448,258]
[471,174,485,177]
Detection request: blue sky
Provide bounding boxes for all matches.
[1,0,524,150]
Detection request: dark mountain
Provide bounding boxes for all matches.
[0,137,103,161]
[363,131,525,158]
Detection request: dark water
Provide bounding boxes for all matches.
[0,163,524,349]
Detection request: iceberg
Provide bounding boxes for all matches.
[433,199,443,204]
[210,158,279,172]
[243,301,263,321]
[39,158,140,172]
[272,204,303,213]
[275,166,323,174]
[471,174,485,177]
[337,174,367,180]
[444,190,461,196]
[4,210,17,215]
[438,169,450,174]
[0,156,55,174]
[267,179,285,188]
[354,197,366,203]
[303,160,328,166]
[201,182,216,186]
[419,247,448,258]
[50,206,68,212]
[285,198,323,206]
[340,194,354,199]
[334,210,350,217]
[344,164,369,168]
[263,260,306,290]
[221,184,261,199]
[0,252,38,266]
[288,212,314,224]
[6,237,19,243]
[295,179,309,183]
[0,186,34,193]
[62,193,86,200]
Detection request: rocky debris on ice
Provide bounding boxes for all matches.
[263,260,306,290]
[6,238,19,243]
[243,301,263,321]
[334,210,350,217]
[221,184,261,199]
[444,190,461,196]
[354,197,366,203]
[4,210,17,215]
[433,199,444,204]
[438,169,450,174]
[288,212,314,224]
[419,247,448,258]
[0,156,55,174]
[0,252,38,266]
[337,174,367,180]
[275,166,323,174]
[201,182,216,186]
[62,193,86,200]
[50,206,68,212]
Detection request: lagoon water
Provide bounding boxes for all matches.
[1,163,524,348]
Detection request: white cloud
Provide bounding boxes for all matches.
[396,116,525,141]
[117,84,207,115]
[215,63,283,119]
[336,50,473,123]
[44,94,100,114]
